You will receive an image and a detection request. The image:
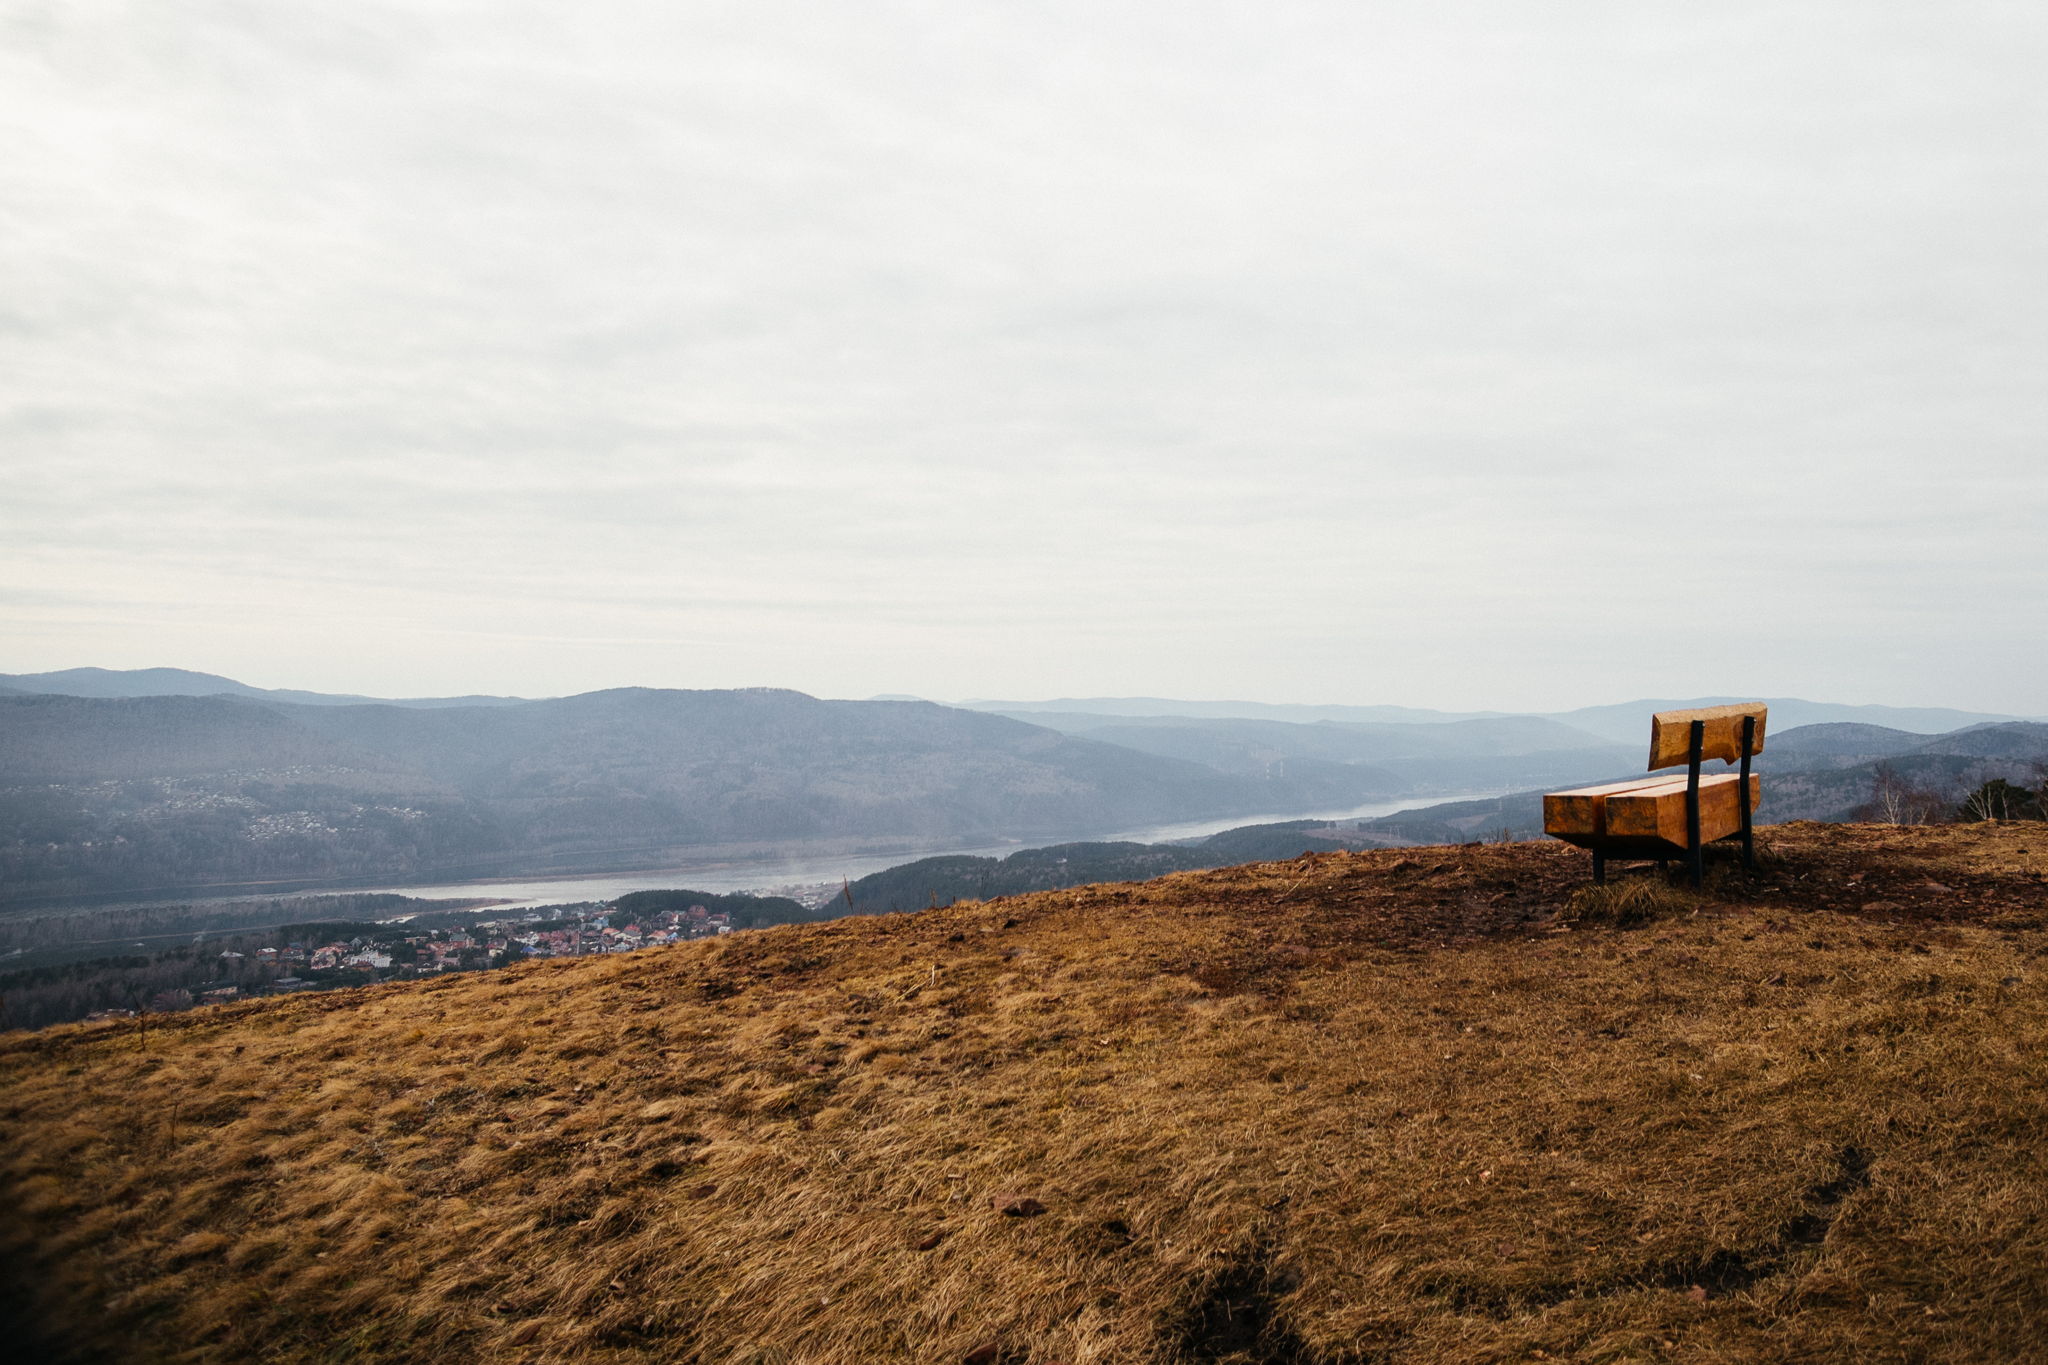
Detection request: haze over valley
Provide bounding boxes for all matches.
[4,667,2042,913]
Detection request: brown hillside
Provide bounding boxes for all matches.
[4,822,2047,1364]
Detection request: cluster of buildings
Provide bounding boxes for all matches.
[72,901,753,1026]
[184,901,739,1007]
[496,902,738,959]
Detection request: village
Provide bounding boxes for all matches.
[88,901,740,1017]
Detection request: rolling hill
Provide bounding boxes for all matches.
[0,689,1392,905]
[964,695,2037,741]
[0,666,525,709]
[4,671,2038,910]
[985,712,1637,797]
[3,821,2045,1362]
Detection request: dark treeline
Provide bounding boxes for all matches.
[0,892,492,964]
[839,822,1360,914]
[0,920,408,1031]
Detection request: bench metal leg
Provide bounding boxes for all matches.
[1685,720,1705,890]
[1592,851,1606,885]
[1739,714,1756,871]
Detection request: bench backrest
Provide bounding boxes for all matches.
[1648,703,1767,771]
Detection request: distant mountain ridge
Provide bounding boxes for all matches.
[9,671,2030,733]
[976,711,1638,800]
[0,688,1398,906]
[0,666,526,710]
[969,695,2039,741]
[957,696,1510,724]
[1539,697,2037,745]
[3,668,2038,908]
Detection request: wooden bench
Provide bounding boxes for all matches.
[1543,704,1766,887]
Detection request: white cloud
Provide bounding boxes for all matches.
[3,1,2044,711]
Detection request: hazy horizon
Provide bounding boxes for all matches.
[7,4,2045,714]
[3,661,2041,725]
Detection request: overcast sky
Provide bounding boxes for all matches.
[4,2,2044,713]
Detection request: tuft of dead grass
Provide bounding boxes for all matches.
[2,822,2046,1363]
[1564,877,1700,928]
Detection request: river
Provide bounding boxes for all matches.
[340,791,1488,913]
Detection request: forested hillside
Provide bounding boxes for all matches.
[0,689,1395,905]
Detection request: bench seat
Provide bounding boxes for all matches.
[1545,772,1761,857]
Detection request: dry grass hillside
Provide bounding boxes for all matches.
[4,822,2047,1364]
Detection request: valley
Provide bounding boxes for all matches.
[5,671,2042,1038]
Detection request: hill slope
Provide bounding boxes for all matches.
[982,712,1634,796]
[0,689,1377,904]
[4,823,2046,1363]
[1541,698,2035,745]
[0,666,525,708]
[967,695,2037,740]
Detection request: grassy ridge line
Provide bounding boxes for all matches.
[3,824,2047,1363]
[837,824,1356,914]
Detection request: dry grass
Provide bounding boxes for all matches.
[1562,879,1700,929]
[4,822,2047,1363]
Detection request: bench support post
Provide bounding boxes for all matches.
[1739,714,1756,871]
[1685,720,1705,889]
[1592,850,1606,885]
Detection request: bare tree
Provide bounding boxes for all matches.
[1866,763,1908,824]
[1859,762,1949,825]
[1958,776,2043,823]
[1960,781,2005,822]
